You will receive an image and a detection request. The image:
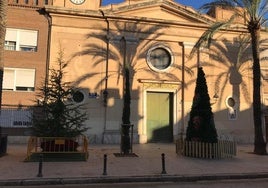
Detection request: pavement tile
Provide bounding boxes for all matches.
[0,143,268,186]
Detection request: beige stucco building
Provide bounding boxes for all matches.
[3,0,268,144]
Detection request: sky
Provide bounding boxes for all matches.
[102,0,212,10]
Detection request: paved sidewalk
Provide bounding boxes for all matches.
[0,144,268,186]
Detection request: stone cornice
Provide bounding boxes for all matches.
[43,5,210,30]
[43,1,247,32]
[102,0,215,25]
[138,79,181,85]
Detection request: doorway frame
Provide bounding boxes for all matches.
[140,84,180,143]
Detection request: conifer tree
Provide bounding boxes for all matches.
[31,49,88,137]
[186,67,218,143]
[121,67,131,154]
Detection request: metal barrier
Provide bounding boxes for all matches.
[26,135,89,160]
[176,139,236,159]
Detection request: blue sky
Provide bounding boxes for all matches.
[102,0,212,10]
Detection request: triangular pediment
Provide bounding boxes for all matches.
[102,0,215,25]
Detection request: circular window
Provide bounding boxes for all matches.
[226,96,237,109]
[147,46,173,71]
[227,97,235,107]
[72,90,85,103]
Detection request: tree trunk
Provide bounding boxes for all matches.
[250,26,267,155]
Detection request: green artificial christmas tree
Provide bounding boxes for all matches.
[186,67,218,143]
[31,49,88,138]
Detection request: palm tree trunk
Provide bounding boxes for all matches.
[0,0,7,136]
[250,26,267,155]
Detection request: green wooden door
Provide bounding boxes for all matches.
[146,92,173,143]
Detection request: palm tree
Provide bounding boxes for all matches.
[192,0,268,155]
[0,0,7,136]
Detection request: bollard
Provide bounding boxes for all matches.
[103,154,107,175]
[161,153,167,174]
[37,154,43,177]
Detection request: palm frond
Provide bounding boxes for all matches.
[190,15,236,59]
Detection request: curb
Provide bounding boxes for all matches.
[1,172,268,186]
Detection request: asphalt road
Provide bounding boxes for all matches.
[2,178,268,188]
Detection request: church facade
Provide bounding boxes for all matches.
[3,0,268,144]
